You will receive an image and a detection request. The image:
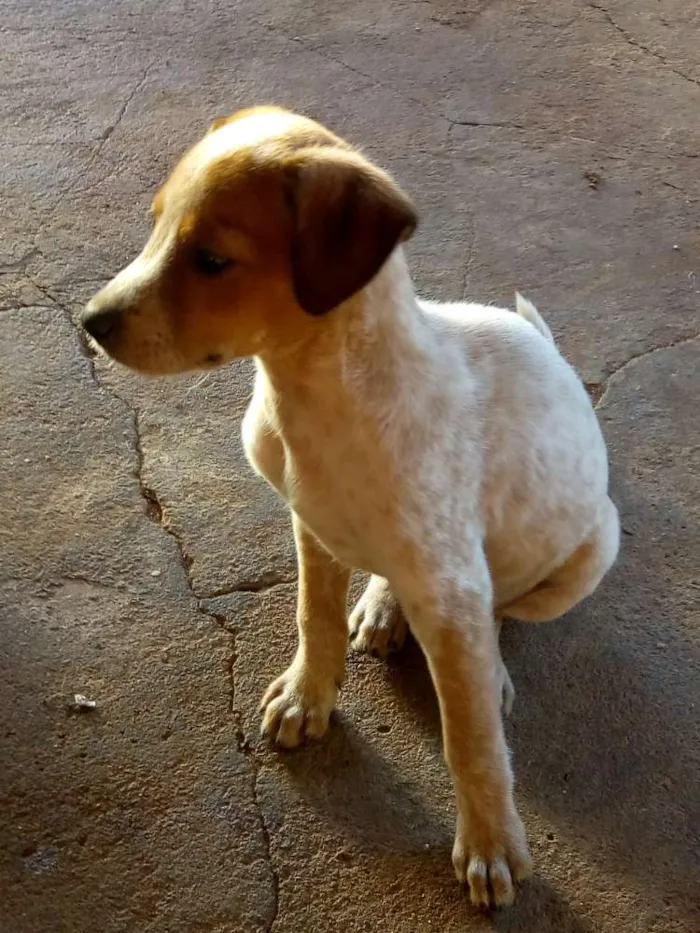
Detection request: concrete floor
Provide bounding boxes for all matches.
[1,1,698,930]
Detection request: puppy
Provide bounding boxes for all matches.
[82,106,619,908]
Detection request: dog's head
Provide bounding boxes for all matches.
[81,106,417,374]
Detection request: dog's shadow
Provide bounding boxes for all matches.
[275,524,697,928]
[278,705,594,932]
[278,676,595,932]
[387,575,697,902]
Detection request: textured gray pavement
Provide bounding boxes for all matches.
[1,2,698,931]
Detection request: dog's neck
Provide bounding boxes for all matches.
[255,249,435,409]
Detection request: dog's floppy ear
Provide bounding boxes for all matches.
[285,148,417,316]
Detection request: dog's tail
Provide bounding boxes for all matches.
[515,292,554,344]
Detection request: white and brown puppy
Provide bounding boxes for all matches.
[82,106,619,908]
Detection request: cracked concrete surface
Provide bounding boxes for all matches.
[589,1,700,89]
[1,1,698,931]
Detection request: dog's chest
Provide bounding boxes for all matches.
[290,443,392,569]
[243,401,401,572]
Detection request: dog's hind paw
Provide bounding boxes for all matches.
[349,575,407,659]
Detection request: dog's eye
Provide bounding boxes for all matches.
[194,248,231,276]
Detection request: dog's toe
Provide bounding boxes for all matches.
[452,809,531,909]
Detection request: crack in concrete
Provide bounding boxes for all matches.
[93,63,154,161]
[205,576,297,599]
[590,2,700,89]
[460,221,478,302]
[214,613,279,931]
[47,62,156,215]
[24,288,282,929]
[92,360,282,933]
[448,119,524,131]
[260,20,523,139]
[0,247,42,275]
[420,0,500,31]
[252,770,280,933]
[595,332,700,409]
[132,474,281,931]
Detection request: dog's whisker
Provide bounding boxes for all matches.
[184,371,212,397]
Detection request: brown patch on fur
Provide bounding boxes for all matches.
[84,106,417,372]
[287,147,417,316]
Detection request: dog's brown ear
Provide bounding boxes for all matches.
[286,148,417,316]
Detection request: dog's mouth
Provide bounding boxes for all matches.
[79,310,185,375]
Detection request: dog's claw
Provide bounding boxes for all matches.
[452,810,531,908]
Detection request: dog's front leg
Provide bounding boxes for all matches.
[401,568,531,907]
[260,513,351,748]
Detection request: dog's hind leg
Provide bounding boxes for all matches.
[494,616,515,716]
[500,497,620,623]
[353,575,515,713]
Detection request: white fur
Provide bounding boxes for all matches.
[245,249,618,906]
[246,252,612,608]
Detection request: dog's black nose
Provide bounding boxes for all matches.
[82,308,121,341]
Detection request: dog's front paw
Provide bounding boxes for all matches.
[349,576,407,658]
[452,806,532,908]
[260,657,338,748]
